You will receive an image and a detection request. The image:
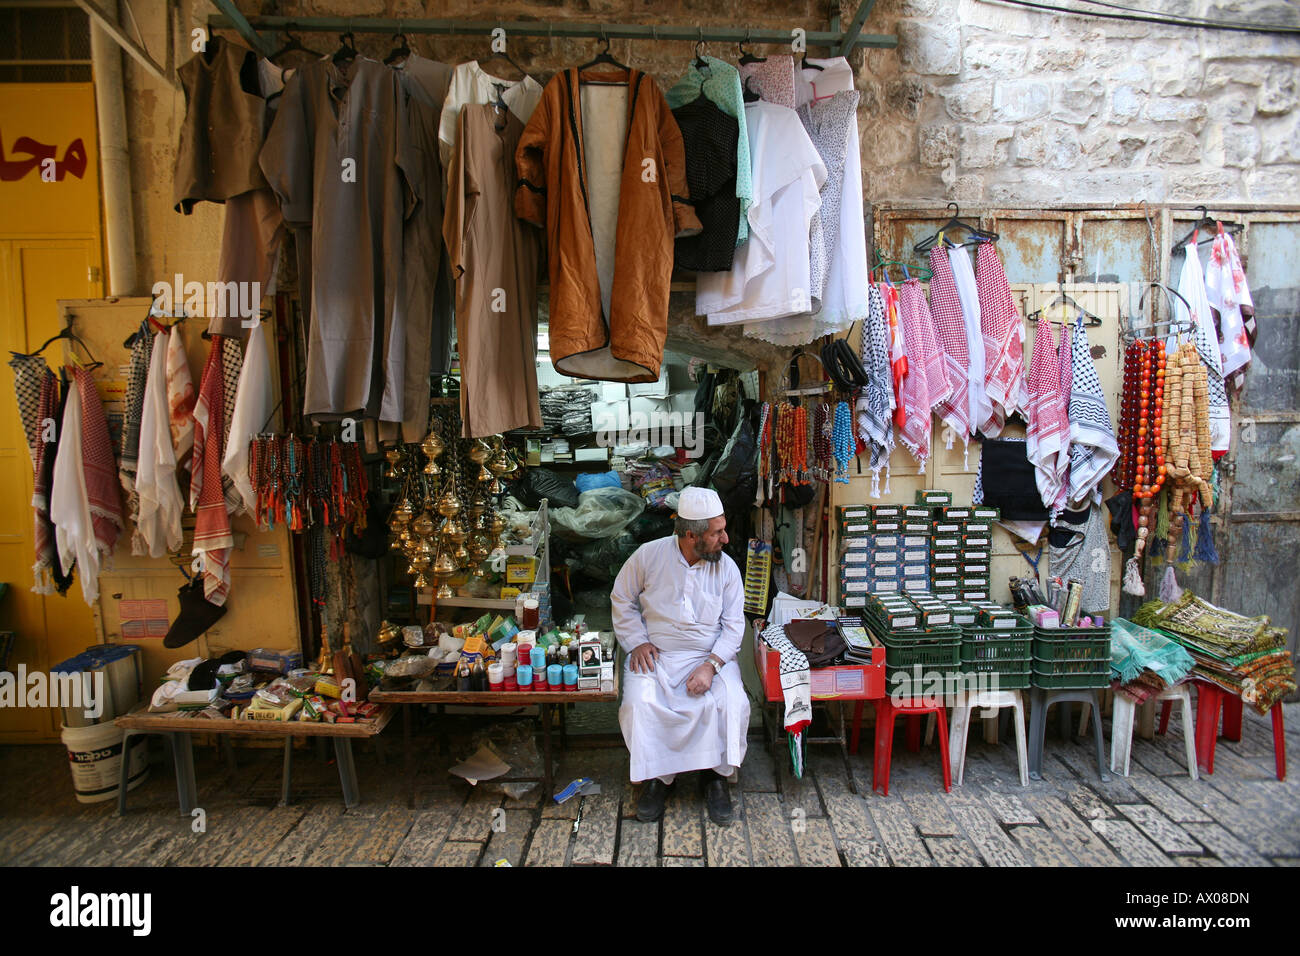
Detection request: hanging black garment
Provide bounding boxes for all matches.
[43,376,77,595]
[671,96,740,272]
[978,438,1048,521]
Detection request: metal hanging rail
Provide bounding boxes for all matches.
[203,13,897,58]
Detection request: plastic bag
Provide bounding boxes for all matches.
[464,721,543,799]
[574,470,623,493]
[549,487,645,541]
[576,533,641,581]
[512,468,579,509]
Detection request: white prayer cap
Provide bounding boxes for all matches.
[678,487,724,521]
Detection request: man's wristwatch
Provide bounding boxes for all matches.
[708,657,723,674]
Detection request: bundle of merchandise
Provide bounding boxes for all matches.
[374,612,612,694]
[1133,591,1296,713]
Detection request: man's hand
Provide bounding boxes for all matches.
[685,662,715,696]
[629,643,659,674]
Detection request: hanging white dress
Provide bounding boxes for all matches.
[696,101,825,326]
[135,331,184,557]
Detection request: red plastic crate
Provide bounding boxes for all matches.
[754,636,886,702]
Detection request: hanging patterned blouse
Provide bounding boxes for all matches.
[737,55,797,109]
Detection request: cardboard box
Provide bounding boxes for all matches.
[903,506,934,519]
[841,520,873,536]
[869,548,900,564]
[901,534,930,549]
[902,548,930,563]
[933,535,960,550]
[841,565,869,580]
[942,507,972,521]
[589,399,629,433]
[868,580,901,594]
[901,563,930,578]
[837,505,871,522]
[872,533,900,548]
[902,578,931,592]
[871,519,902,533]
[961,589,991,602]
[963,534,992,549]
[902,520,931,535]
[931,549,960,564]
[843,594,869,607]
[962,563,990,576]
[972,506,1001,520]
[964,520,994,534]
[842,550,870,564]
[932,520,962,535]
[872,505,903,518]
[506,557,538,584]
[871,564,900,579]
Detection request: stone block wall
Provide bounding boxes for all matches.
[859,0,1300,205]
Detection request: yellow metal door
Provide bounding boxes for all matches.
[0,238,102,742]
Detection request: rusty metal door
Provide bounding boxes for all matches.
[1209,215,1300,686]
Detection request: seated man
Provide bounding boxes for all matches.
[611,486,749,826]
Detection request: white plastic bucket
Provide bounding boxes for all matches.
[60,723,149,804]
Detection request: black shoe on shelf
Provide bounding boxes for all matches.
[703,772,734,827]
[636,778,670,823]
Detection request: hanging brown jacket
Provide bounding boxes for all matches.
[515,67,702,383]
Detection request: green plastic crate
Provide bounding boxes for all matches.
[961,636,1032,662]
[958,665,1032,690]
[1031,656,1112,689]
[1033,624,1111,663]
[884,666,967,698]
[880,634,961,669]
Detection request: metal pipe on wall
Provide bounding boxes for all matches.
[90,0,139,296]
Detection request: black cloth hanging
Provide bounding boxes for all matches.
[978,438,1048,521]
[671,96,740,272]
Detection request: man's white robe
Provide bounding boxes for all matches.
[611,535,749,782]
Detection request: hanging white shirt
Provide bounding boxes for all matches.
[948,244,993,435]
[1171,242,1231,455]
[50,381,100,604]
[135,331,184,557]
[436,61,542,170]
[222,320,274,517]
[611,535,749,782]
[697,101,826,325]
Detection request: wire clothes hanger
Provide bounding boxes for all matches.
[871,248,932,282]
[1027,289,1103,327]
[1122,282,1195,343]
[383,30,411,65]
[578,30,628,72]
[270,25,322,63]
[332,31,358,65]
[1171,204,1242,254]
[914,202,999,254]
[482,28,531,81]
[12,326,103,371]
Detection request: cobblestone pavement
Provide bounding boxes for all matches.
[3,702,1297,866]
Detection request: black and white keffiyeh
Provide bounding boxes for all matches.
[1066,317,1118,508]
[760,621,812,777]
[856,284,894,497]
[9,353,48,471]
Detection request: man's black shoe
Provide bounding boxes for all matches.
[636,778,670,822]
[703,773,734,827]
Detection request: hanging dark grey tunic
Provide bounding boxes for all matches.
[259,57,414,422]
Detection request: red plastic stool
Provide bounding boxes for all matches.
[1160,679,1287,780]
[871,697,951,796]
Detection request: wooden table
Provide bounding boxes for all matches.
[370,678,619,808]
[113,706,394,814]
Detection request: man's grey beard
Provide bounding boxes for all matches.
[695,542,723,563]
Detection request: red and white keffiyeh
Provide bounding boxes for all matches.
[1025,316,1070,511]
[31,368,58,593]
[896,279,947,471]
[974,241,1025,436]
[191,338,234,606]
[927,245,972,447]
[51,366,123,605]
[1205,224,1255,396]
